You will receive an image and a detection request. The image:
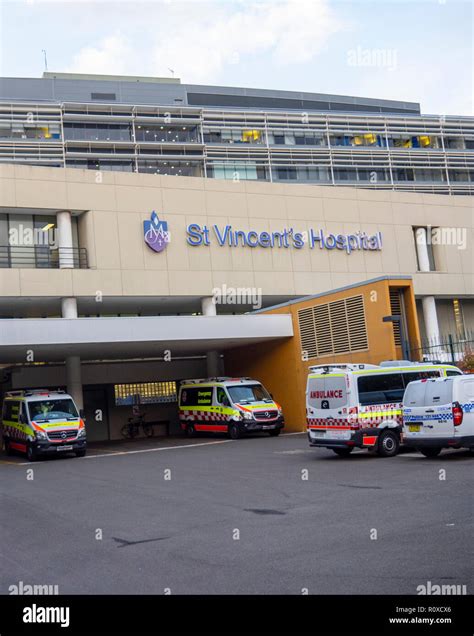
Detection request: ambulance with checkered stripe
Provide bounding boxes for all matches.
[402,374,474,458]
[1,389,86,461]
[178,377,284,439]
[306,362,462,457]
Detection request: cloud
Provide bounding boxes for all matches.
[152,0,345,82]
[68,34,132,75]
[65,0,345,83]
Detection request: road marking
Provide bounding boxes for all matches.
[15,439,233,464]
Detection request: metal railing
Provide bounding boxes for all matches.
[0,246,88,269]
[410,331,473,367]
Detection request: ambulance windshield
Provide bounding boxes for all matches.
[227,384,272,404]
[28,399,79,422]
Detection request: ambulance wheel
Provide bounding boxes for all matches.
[332,447,353,457]
[419,447,442,458]
[377,430,400,457]
[186,424,196,437]
[75,450,86,458]
[229,424,242,440]
[3,438,13,456]
[26,443,38,462]
[268,429,281,437]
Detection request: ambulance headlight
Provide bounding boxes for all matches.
[77,428,86,438]
[241,411,253,421]
[35,430,47,440]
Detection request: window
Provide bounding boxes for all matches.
[2,400,20,422]
[180,387,213,407]
[64,123,132,142]
[334,168,357,181]
[209,162,268,181]
[276,167,297,180]
[401,370,441,386]
[135,125,199,143]
[453,299,465,337]
[216,387,230,406]
[0,213,79,269]
[446,369,462,377]
[137,160,202,177]
[28,399,78,420]
[298,295,368,360]
[226,384,271,404]
[91,92,116,101]
[357,373,405,406]
[114,382,177,406]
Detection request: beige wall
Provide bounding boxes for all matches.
[0,164,472,300]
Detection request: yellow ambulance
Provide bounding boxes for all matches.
[178,377,284,439]
[1,389,86,461]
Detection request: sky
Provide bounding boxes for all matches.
[0,0,472,115]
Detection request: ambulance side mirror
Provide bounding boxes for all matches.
[19,413,26,424]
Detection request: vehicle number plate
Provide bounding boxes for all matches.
[57,445,73,451]
[329,430,351,440]
[408,424,421,433]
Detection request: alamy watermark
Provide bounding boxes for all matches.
[211,284,263,310]
[347,46,398,71]
[9,580,59,595]
[416,580,467,595]
[8,224,58,249]
[416,226,467,250]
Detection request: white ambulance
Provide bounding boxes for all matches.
[402,375,474,457]
[306,362,462,457]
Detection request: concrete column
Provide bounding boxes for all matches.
[61,297,82,408]
[206,350,221,378]
[57,210,74,269]
[422,296,441,346]
[414,227,430,272]
[201,297,220,376]
[66,355,83,411]
[416,228,441,346]
[201,296,217,317]
[61,297,78,319]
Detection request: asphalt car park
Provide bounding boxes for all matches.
[0,433,472,595]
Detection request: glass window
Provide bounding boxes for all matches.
[227,384,272,404]
[402,370,441,386]
[209,162,266,181]
[275,167,297,180]
[179,387,213,407]
[216,387,230,406]
[357,373,405,406]
[135,125,199,143]
[115,381,177,405]
[28,399,79,421]
[453,299,465,337]
[334,168,357,181]
[3,400,20,422]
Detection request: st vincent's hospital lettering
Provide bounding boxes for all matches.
[186,224,383,254]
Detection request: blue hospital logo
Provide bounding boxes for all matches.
[143,211,170,253]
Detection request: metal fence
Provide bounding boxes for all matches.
[0,246,88,269]
[410,330,473,367]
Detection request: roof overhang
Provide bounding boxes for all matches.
[0,314,293,363]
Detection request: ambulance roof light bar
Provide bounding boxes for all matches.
[379,360,435,367]
[5,389,66,397]
[308,363,379,373]
[181,377,255,385]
